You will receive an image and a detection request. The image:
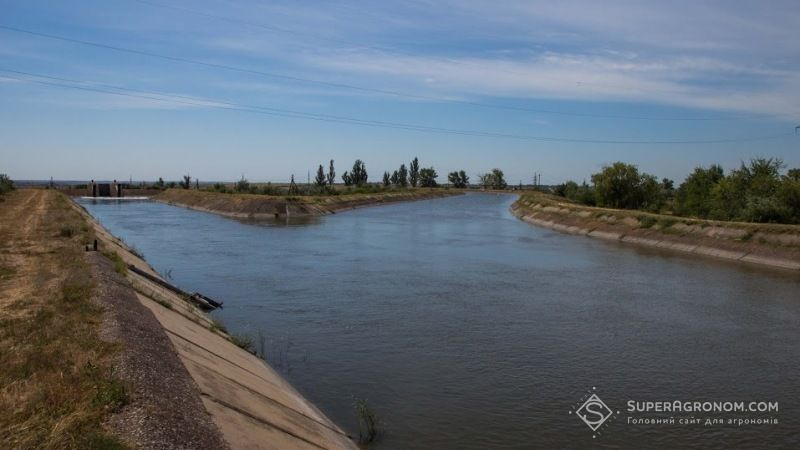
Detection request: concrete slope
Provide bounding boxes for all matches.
[72,199,357,450]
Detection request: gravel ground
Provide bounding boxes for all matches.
[90,252,230,449]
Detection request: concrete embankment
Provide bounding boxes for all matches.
[511,193,800,272]
[71,198,358,449]
[154,188,462,219]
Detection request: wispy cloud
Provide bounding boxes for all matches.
[184,0,800,118]
[302,50,800,118]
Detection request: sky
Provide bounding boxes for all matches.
[1,0,799,184]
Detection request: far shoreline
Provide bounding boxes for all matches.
[511,192,800,272]
[151,187,464,219]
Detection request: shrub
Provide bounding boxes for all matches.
[0,173,13,194]
[638,215,657,229]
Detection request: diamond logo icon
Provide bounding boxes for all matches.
[575,393,613,431]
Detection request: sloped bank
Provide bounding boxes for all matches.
[71,198,358,449]
[155,188,462,219]
[511,193,800,271]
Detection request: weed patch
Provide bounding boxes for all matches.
[638,215,657,229]
[231,333,254,353]
[102,251,128,276]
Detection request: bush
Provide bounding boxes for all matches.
[0,173,13,194]
[234,177,250,193]
[638,215,658,229]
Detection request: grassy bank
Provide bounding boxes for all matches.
[155,187,462,218]
[0,190,128,448]
[512,192,800,270]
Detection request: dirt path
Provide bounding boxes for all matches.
[0,189,59,316]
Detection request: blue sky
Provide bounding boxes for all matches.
[1,0,798,184]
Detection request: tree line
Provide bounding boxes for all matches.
[554,158,800,224]
[178,157,510,196]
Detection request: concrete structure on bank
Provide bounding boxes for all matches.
[89,179,124,198]
[72,199,357,449]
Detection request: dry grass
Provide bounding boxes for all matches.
[0,190,128,449]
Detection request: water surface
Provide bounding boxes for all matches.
[79,193,800,449]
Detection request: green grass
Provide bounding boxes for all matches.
[638,215,658,229]
[209,317,228,334]
[102,251,128,276]
[230,333,255,353]
[153,298,173,310]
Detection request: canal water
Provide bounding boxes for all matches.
[78,193,800,449]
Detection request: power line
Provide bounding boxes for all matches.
[0,23,782,123]
[1,68,793,145]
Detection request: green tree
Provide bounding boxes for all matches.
[235,176,250,193]
[350,159,368,186]
[342,171,352,186]
[398,164,409,187]
[639,174,664,212]
[315,164,327,187]
[382,171,391,187]
[590,162,644,209]
[778,175,800,223]
[447,170,469,188]
[555,180,579,199]
[327,160,336,186]
[448,171,463,188]
[737,158,787,222]
[409,157,420,187]
[459,170,469,188]
[390,170,399,185]
[180,174,191,189]
[419,167,438,187]
[674,165,725,217]
[155,177,165,189]
[479,168,507,190]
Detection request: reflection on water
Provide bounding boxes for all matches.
[79,193,800,449]
[236,214,323,228]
